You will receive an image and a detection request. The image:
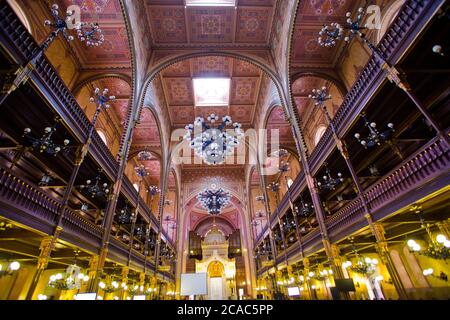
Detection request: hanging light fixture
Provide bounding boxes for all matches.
[48,264,88,290]
[147,186,161,197]
[318,23,344,48]
[354,114,394,148]
[80,170,110,198]
[197,187,231,215]
[344,239,379,276]
[295,195,314,218]
[75,22,105,47]
[184,114,244,165]
[137,150,153,161]
[316,164,343,191]
[42,4,104,51]
[116,203,132,225]
[406,206,450,260]
[135,165,149,180]
[23,120,70,156]
[267,182,280,193]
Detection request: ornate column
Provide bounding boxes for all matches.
[120,267,129,300]
[367,219,408,299]
[303,257,313,300]
[25,234,61,299]
[284,92,348,285]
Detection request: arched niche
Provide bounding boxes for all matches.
[74,76,132,157]
[291,75,345,153]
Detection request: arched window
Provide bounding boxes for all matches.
[376,0,406,44]
[314,126,327,146]
[97,130,108,146]
[287,178,294,189]
[7,0,32,34]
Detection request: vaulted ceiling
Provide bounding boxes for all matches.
[159,56,263,129]
[144,0,275,48]
[59,0,132,69]
[291,0,356,69]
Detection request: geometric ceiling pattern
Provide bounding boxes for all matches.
[59,0,132,69]
[159,56,263,128]
[290,0,356,68]
[145,0,275,47]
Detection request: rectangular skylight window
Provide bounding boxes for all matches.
[185,0,236,7]
[193,78,230,107]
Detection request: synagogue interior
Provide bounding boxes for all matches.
[0,0,449,301]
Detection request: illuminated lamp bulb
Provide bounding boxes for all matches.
[436,234,447,244]
[365,257,372,264]
[78,273,85,280]
[99,281,106,289]
[55,273,63,280]
[112,281,119,289]
[412,244,421,252]
[444,240,450,248]
[407,239,416,247]
[83,275,89,282]
[371,259,379,265]
[9,261,20,271]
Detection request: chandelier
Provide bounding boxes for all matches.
[23,120,70,156]
[41,4,104,51]
[80,170,110,198]
[354,114,395,149]
[48,265,88,290]
[316,164,343,191]
[344,240,379,276]
[137,150,153,161]
[184,114,243,165]
[295,195,314,217]
[197,187,231,215]
[117,203,133,225]
[98,278,121,294]
[318,23,344,47]
[407,235,450,261]
[147,185,161,197]
[267,182,280,193]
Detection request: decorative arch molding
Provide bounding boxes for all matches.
[138,51,290,134]
[193,215,236,237]
[7,0,32,35]
[377,0,407,44]
[71,73,133,97]
[290,71,348,99]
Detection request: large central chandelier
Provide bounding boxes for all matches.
[184,114,243,165]
[197,187,231,215]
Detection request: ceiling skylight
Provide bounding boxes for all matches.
[193,78,230,107]
[185,0,236,7]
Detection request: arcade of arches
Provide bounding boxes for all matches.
[0,0,449,301]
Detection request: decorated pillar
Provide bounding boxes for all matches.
[25,232,61,300]
[367,219,408,299]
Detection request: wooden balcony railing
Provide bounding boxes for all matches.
[0,2,119,179]
[309,0,440,173]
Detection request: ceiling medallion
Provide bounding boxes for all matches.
[197,186,231,216]
[184,114,244,165]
